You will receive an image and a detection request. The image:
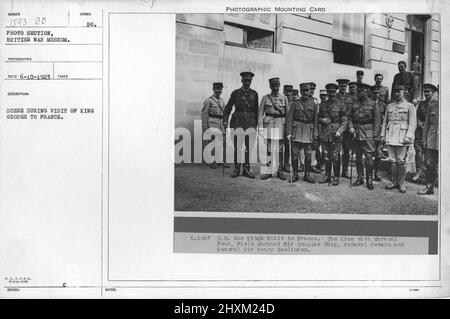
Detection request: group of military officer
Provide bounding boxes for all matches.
[201,64,439,195]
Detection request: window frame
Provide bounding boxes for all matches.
[224,21,275,52]
[331,14,367,67]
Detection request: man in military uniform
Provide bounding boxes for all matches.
[318,83,348,186]
[356,70,364,84]
[381,85,416,193]
[309,82,322,173]
[316,89,328,170]
[223,71,259,178]
[336,79,353,178]
[283,85,294,108]
[309,82,320,105]
[373,73,390,105]
[291,88,304,172]
[348,83,381,190]
[201,82,229,169]
[391,61,418,103]
[371,85,387,181]
[418,87,439,195]
[336,79,349,101]
[349,81,357,95]
[412,83,438,182]
[319,89,328,103]
[258,77,288,180]
[282,84,294,173]
[286,83,318,183]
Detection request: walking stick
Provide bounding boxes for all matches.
[329,138,335,187]
[349,146,353,187]
[289,137,294,186]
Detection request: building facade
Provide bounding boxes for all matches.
[175,13,440,132]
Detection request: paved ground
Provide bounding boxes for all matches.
[174,163,438,215]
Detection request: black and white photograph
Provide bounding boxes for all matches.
[1,0,448,299]
[174,13,440,216]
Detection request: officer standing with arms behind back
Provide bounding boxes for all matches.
[318,83,348,186]
[223,71,259,178]
[258,77,288,180]
[286,83,318,183]
[418,85,439,195]
[381,85,416,193]
[348,83,381,190]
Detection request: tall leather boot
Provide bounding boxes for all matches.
[332,160,340,186]
[289,158,299,183]
[303,157,315,183]
[313,148,323,172]
[373,158,381,182]
[231,163,241,178]
[412,149,423,182]
[385,163,399,189]
[366,164,374,190]
[341,152,349,178]
[319,162,331,184]
[242,163,255,179]
[276,148,286,180]
[352,159,364,186]
[418,166,435,195]
[398,163,407,193]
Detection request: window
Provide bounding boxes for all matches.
[224,14,275,52]
[332,39,363,67]
[332,14,365,67]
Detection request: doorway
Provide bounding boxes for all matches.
[405,15,430,98]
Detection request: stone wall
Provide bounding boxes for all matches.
[175,13,440,133]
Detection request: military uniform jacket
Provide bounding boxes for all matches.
[415,99,431,141]
[348,98,381,141]
[318,99,348,142]
[258,93,288,140]
[391,71,418,102]
[286,96,293,114]
[201,95,226,132]
[223,87,259,130]
[422,100,439,150]
[374,85,390,105]
[375,99,387,128]
[342,94,356,134]
[336,92,349,103]
[381,100,416,146]
[286,96,318,143]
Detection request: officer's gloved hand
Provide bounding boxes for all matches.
[335,132,341,138]
[349,127,355,134]
[287,134,292,140]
